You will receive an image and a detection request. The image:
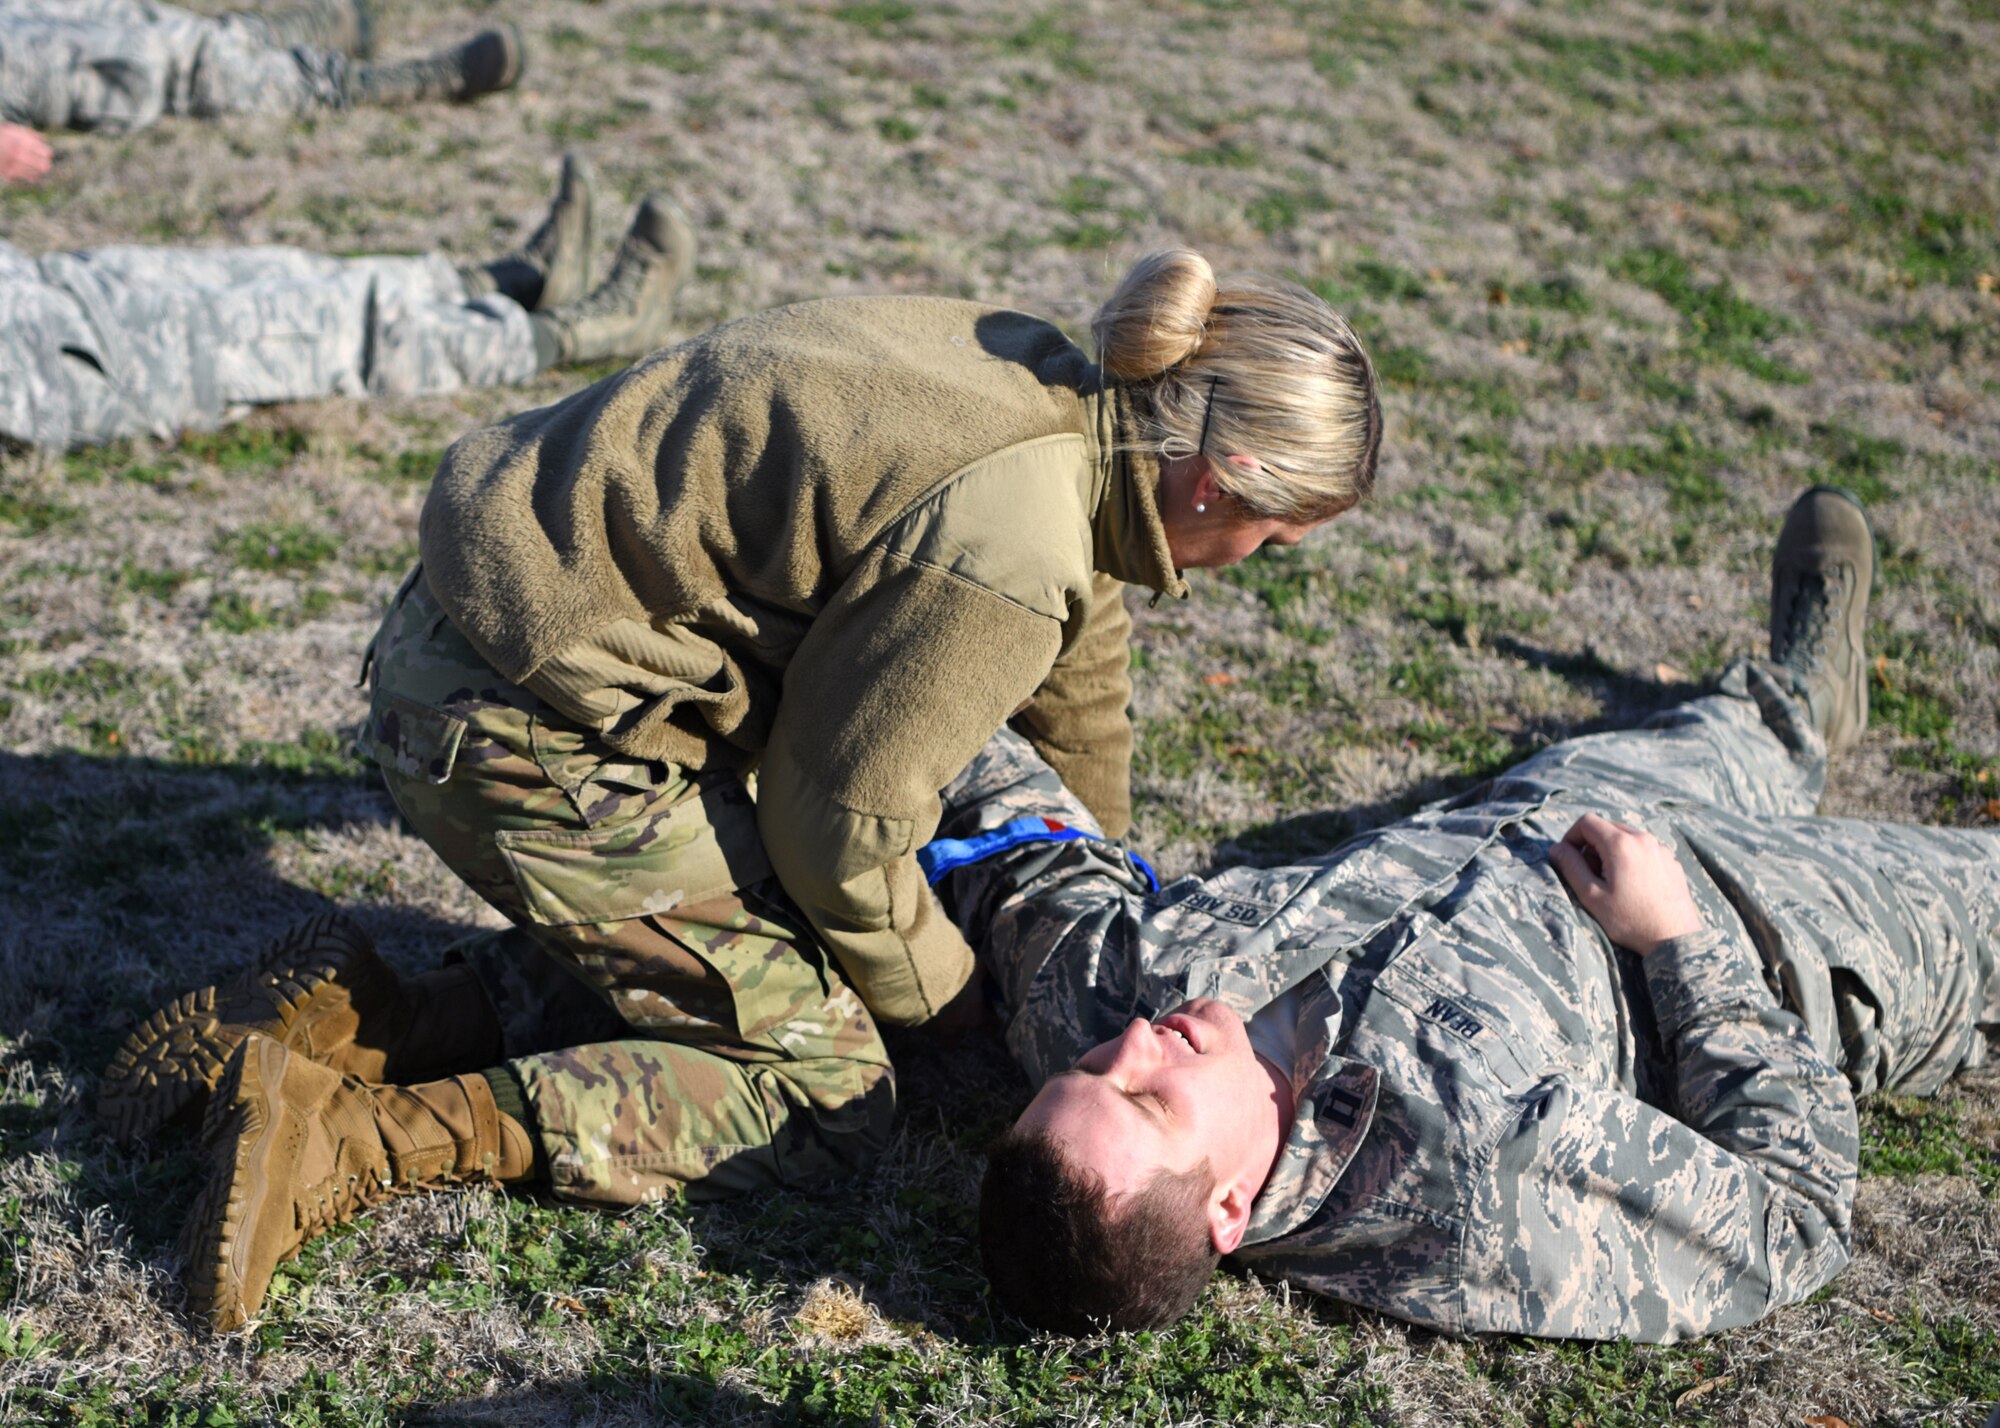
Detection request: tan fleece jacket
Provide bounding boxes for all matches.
[419,296,1187,1027]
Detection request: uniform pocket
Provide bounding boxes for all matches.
[494,776,794,1043]
[366,693,467,785]
[495,777,773,928]
[1372,953,1542,1092]
[529,715,683,824]
[1364,900,1576,1095]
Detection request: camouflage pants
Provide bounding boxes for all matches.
[0,0,348,131]
[941,660,2000,1100]
[0,242,537,450]
[364,572,895,1207]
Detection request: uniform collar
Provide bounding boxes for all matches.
[1083,385,1190,602]
[1239,976,1378,1247]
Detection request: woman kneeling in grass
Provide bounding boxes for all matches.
[100,248,1381,1331]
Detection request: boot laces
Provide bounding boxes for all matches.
[297,1167,392,1239]
[408,51,462,95]
[358,48,459,102]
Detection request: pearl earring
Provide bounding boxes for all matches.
[1194,502,1207,513]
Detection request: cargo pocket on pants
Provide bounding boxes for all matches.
[493,776,788,1042]
[366,693,467,785]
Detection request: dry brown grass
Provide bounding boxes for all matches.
[2,0,1997,1423]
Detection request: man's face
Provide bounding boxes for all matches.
[1016,998,1280,1210]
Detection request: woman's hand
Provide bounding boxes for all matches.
[0,123,52,183]
[1548,813,1705,956]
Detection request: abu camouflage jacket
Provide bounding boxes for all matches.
[936,665,1950,1342]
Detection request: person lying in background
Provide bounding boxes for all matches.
[951,487,1997,1341]
[0,154,694,451]
[0,0,518,136]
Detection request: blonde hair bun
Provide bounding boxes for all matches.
[1092,249,1219,381]
[1095,257,1383,523]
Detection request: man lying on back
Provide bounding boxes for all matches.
[934,488,1998,1340]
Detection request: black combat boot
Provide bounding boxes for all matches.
[343,24,523,107]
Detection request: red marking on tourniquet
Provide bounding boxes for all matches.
[1043,818,1067,832]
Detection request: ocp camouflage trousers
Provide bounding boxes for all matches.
[0,0,346,131]
[364,572,895,1206]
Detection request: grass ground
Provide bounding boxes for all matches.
[1,0,1997,1423]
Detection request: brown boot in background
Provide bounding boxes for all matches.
[529,194,696,367]
[99,911,503,1147]
[459,152,600,312]
[1770,485,1874,754]
[179,1037,539,1332]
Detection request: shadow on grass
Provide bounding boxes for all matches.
[1223,638,1701,866]
[400,1371,892,1427]
[0,745,1036,1351]
[0,745,493,1245]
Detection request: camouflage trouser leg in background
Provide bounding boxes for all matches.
[364,572,895,1207]
[13,245,537,449]
[1504,660,2000,1097]
[0,0,346,132]
[87,247,538,405]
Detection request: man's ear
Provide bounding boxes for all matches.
[1207,1176,1257,1255]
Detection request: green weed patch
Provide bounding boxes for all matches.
[1613,247,1808,384]
[1860,1095,2000,1196]
[0,490,81,534]
[218,522,339,575]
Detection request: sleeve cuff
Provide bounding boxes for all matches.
[1642,926,1775,1042]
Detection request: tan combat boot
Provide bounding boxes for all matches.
[250,0,373,57]
[529,195,697,367]
[99,911,502,1147]
[342,24,524,107]
[180,1036,537,1331]
[459,152,600,312]
[1770,485,1874,753]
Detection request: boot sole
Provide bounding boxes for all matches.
[98,912,377,1148]
[179,1039,282,1332]
[464,23,526,97]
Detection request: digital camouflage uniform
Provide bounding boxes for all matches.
[936,660,2000,1342]
[364,571,895,1207]
[0,0,347,132]
[0,237,536,450]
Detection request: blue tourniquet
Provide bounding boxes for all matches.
[918,815,1160,893]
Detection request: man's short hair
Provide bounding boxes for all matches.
[979,1123,1220,1333]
